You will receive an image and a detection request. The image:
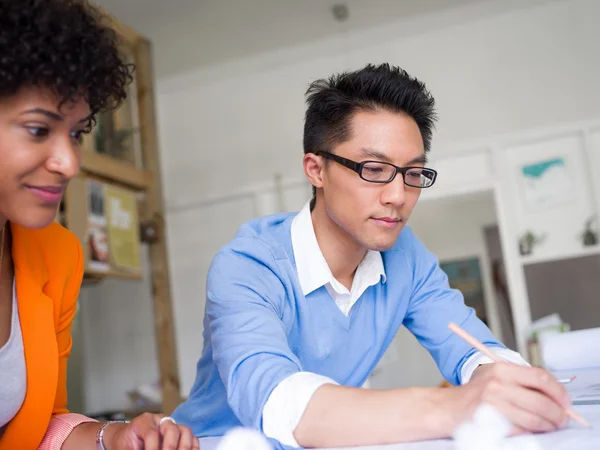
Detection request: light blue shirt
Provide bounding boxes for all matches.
[173,211,508,449]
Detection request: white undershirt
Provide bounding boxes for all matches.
[0,280,27,431]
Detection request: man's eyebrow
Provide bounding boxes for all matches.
[359,148,393,162]
[360,148,428,165]
[407,154,428,165]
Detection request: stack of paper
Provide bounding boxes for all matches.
[540,327,600,371]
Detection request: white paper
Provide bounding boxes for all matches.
[540,328,600,371]
[562,368,600,405]
[215,428,273,450]
[318,404,600,450]
[531,313,564,332]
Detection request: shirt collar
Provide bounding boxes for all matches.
[291,201,386,296]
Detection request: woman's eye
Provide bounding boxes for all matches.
[71,130,86,143]
[27,126,49,138]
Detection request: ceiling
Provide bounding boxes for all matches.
[93,0,493,77]
[95,0,487,27]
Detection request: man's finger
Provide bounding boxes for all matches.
[493,398,556,433]
[496,364,570,408]
[504,384,566,429]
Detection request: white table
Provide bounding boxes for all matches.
[200,369,600,450]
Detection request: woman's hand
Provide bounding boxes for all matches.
[105,413,200,450]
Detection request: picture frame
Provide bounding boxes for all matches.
[440,257,488,325]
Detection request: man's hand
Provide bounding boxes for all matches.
[446,362,571,435]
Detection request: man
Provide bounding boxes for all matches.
[173,64,571,449]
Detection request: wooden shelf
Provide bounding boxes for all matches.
[84,268,143,281]
[81,151,153,191]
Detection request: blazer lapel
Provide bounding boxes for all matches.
[0,225,58,450]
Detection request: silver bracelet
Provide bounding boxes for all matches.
[96,420,129,450]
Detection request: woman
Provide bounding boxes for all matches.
[0,0,199,449]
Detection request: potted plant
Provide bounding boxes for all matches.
[581,215,598,247]
[519,230,545,256]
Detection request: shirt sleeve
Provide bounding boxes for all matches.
[262,372,338,447]
[460,348,530,384]
[205,238,314,431]
[38,413,97,449]
[401,229,517,385]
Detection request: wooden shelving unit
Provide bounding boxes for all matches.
[61,12,182,414]
[80,151,153,191]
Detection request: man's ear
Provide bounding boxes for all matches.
[303,153,325,189]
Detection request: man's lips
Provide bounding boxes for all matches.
[372,216,403,228]
[373,217,402,223]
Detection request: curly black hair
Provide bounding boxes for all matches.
[0,0,134,125]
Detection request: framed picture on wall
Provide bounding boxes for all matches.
[520,157,574,210]
[440,257,487,325]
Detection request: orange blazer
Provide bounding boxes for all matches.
[0,222,84,450]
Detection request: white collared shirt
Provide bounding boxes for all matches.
[261,202,527,447]
[290,200,386,316]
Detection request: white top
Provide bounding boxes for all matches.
[261,202,527,447]
[0,280,27,430]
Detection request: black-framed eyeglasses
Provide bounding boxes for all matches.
[316,151,437,188]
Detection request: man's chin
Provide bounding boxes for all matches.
[367,238,399,253]
[365,228,404,252]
